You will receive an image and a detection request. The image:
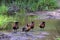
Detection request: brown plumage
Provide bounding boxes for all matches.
[39,22,45,28]
[22,24,31,32]
[30,21,34,29]
[13,22,19,30]
[22,21,35,32]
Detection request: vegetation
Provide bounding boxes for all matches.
[0,4,8,15]
[27,19,60,31]
[56,38,60,40]
[0,0,60,31]
[0,0,58,14]
[0,0,58,15]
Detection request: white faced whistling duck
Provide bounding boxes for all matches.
[39,22,45,28]
[13,22,19,31]
[22,24,31,32]
[30,21,34,29]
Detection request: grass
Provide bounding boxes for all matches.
[0,15,60,40]
[0,15,16,29]
[0,4,8,15]
[27,19,60,31]
[0,14,60,32]
[56,38,60,40]
[0,0,58,15]
[0,12,60,32]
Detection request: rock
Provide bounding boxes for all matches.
[7,4,20,16]
[0,32,11,40]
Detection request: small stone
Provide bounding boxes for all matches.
[0,37,1,39]
[2,36,5,38]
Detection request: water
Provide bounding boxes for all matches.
[0,31,50,40]
[10,32,36,40]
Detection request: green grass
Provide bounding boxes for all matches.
[0,14,60,32]
[0,15,16,28]
[0,0,58,15]
[0,4,8,15]
[27,19,60,31]
[56,38,60,40]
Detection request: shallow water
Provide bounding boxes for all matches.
[0,31,56,40]
[9,31,49,40]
